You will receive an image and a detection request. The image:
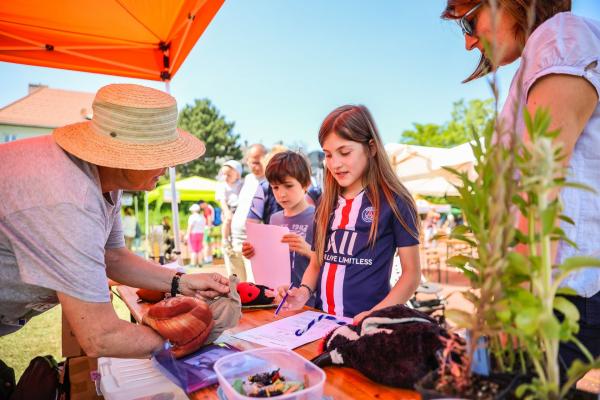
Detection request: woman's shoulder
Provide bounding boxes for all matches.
[521,12,600,93]
[524,12,600,64]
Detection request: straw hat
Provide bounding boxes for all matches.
[53,84,205,170]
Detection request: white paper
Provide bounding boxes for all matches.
[232,311,353,349]
[246,223,291,289]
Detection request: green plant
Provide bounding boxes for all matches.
[443,102,526,377]
[508,108,600,399]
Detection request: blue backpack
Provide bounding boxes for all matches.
[213,206,222,226]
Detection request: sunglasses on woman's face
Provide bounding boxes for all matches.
[457,3,482,36]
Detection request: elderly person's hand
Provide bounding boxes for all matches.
[180,273,229,299]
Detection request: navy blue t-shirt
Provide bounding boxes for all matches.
[314,190,419,318]
[269,206,316,307]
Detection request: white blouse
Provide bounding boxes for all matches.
[499,12,600,297]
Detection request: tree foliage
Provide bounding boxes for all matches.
[400,99,494,148]
[177,99,243,178]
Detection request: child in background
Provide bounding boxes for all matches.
[185,203,205,267]
[277,105,421,322]
[242,151,316,306]
[198,200,215,264]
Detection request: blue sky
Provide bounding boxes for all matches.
[1,1,598,151]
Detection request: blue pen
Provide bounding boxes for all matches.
[275,282,294,315]
[275,252,296,315]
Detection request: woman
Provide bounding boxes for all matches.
[442,0,599,370]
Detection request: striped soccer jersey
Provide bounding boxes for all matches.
[315,190,419,318]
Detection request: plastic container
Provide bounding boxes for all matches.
[98,357,187,400]
[214,348,326,400]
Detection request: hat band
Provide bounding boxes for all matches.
[91,100,179,144]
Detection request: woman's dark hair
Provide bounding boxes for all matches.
[441,0,571,82]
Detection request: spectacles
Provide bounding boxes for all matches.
[457,3,482,36]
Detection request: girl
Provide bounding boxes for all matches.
[441,0,600,371]
[277,105,421,322]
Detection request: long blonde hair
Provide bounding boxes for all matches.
[314,105,419,264]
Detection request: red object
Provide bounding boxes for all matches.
[144,296,214,358]
[136,288,166,303]
[236,282,274,306]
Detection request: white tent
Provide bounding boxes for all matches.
[386,142,476,197]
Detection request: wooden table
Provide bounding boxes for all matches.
[116,286,421,400]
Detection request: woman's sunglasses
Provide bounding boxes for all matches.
[457,3,482,36]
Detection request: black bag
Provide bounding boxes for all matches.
[0,359,15,400]
[10,355,60,400]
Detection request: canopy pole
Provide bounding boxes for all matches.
[144,191,149,259]
[165,81,183,264]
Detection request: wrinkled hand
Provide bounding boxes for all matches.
[274,285,310,312]
[353,310,372,325]
[241,241,255,259]
[180,273,229,299]
[281,234,311,258]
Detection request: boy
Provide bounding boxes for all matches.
[242,151,316,305]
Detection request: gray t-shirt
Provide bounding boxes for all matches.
[269,206,315,306]
[0,135,124,335]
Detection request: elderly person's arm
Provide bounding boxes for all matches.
[58,291,164,358]
[105,247,229,298]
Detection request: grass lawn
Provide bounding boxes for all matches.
[0,291,131,380]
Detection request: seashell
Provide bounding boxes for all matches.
[143,296,214,358]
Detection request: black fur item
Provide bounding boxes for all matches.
[312,305,447,388]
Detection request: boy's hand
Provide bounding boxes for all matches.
[274,285,310,312]
[281,234,311,257]
[241,241,255,259]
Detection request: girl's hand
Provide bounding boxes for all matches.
[274,285,310,311]
[241,241,255,259]
[281,234,311,257]
[353,309,373,325]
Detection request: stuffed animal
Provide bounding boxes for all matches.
[312,305,447,388]
[236,282,275,306]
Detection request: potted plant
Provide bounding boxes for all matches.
[415,91,527,399]
[416,107,600,399]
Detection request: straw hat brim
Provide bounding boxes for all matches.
[53,121,205,170]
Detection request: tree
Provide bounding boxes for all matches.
[400,98,494,148]
[177,99,243,178]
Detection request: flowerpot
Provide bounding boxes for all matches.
[563,388,597,400]
[414,370,521,400]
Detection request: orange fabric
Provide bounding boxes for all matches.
[0,0,224,81]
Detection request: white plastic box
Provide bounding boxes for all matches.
[98,357,188,400]
[214,348,326,400]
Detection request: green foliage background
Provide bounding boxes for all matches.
[401,99,494,148]
[177,99,243,179]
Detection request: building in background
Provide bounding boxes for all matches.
[0,84,93,143]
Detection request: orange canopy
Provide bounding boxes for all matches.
[0,0,224,81]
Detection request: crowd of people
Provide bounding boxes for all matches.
[0,0,597,380]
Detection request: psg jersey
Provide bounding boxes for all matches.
[315,190,419,318]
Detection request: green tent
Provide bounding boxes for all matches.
[147,176,218,203]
